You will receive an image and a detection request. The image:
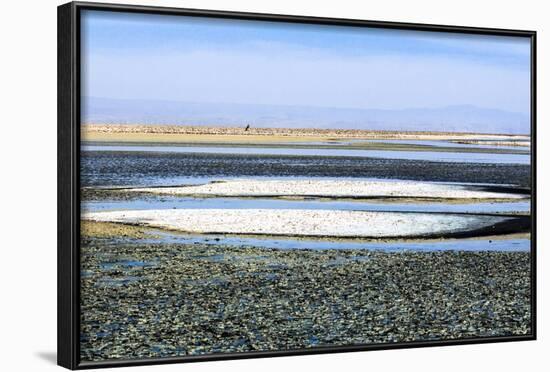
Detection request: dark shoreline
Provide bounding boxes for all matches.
[81,151,531,188]
[80,187,531,205]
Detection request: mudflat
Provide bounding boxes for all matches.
[80,235,531,361]
[79,124,532,362]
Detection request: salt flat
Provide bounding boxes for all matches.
[83,209,513,238]
[127,179,526,200]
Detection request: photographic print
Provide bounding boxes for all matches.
[71,4,534,366]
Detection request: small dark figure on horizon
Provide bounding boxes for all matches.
[245,124,250,132]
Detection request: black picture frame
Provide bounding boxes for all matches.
[58,1,537,369]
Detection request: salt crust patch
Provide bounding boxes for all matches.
[128,179,524,200]
[83,209,510,238]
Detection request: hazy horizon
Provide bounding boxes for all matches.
[81,10,531,133]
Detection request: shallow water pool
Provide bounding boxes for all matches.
[82,144,530,165]
[145,231,530,252]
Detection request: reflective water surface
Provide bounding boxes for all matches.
[82,144,530,164]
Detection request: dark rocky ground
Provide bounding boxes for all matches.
[80,237,531,362]
[81,151,531,188]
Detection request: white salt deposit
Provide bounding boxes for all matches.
[127,179,525,200]
[83,209,510,238]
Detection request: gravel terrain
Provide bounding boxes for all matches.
[80,237,531,362]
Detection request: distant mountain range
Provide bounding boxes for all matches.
[82,97,530,134]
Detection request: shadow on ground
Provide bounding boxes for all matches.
[36,351,57,365]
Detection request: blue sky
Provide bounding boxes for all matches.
[81,10,531,117]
